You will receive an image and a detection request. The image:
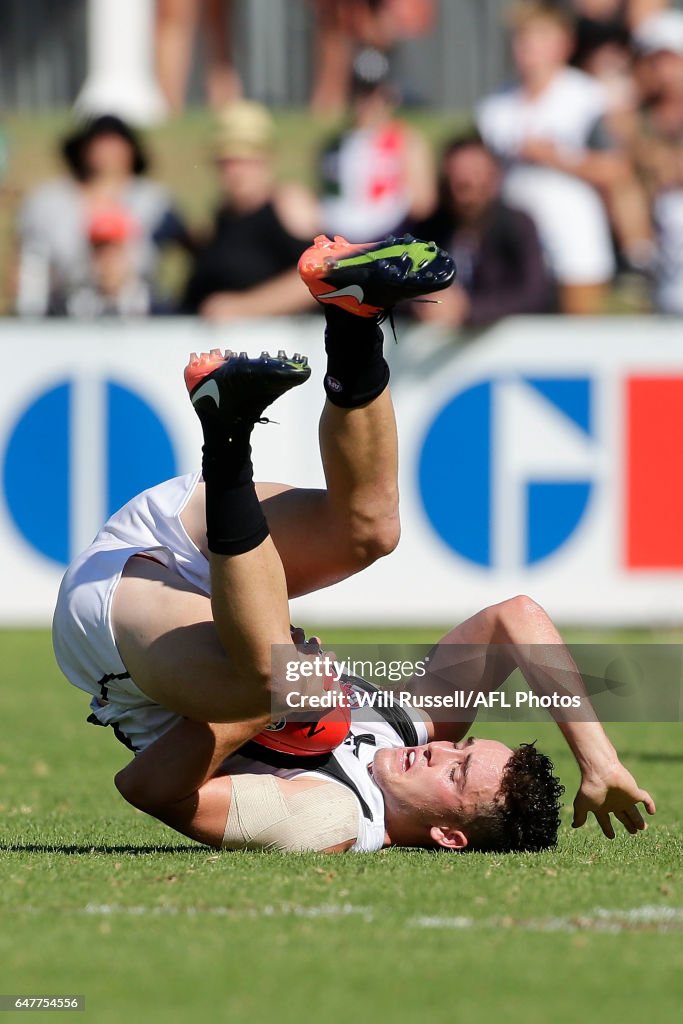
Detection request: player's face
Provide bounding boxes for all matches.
[371,737,513,842]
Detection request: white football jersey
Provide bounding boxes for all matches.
[223,707,429,853]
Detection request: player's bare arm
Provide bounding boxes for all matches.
[118,717,358,852]
[408,595,656,838]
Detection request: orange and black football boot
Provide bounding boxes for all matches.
[184,348,311,429]
[298,233,456,318]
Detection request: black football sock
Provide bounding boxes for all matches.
[323,305,390,408]
[200,419,269,556]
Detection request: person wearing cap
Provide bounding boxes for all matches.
[318,48,436,243]
[631,8,683,151]
[558,2,669,117]
[16,115,191,317]
[627,9,683,312]
[181,101,320,322]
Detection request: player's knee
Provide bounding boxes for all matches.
[115,767,183,816]
[114,767,158,813]
[501,594,545,626]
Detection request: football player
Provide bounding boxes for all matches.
[53,235,654,852]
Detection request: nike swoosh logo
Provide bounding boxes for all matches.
[319,284,365,304]
[191,378,220,408]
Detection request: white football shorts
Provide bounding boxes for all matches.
[53,544,182,754]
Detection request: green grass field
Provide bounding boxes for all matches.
[1,627,682,1023]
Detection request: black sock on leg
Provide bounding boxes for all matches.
[323,305,390,408]
[200,421,269,556]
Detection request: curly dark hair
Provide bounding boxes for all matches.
[465,743,565,853]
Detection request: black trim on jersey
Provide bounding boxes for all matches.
[343,675,419,748]
[86,711,139,753]
[238,742,374,820]
[95,669,131,703]
[86,713,107,727]
[315,756,374,821]
[112,722,139,752]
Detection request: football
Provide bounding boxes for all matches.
[252,704,351,756]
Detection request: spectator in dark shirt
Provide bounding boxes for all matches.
[182,101,319,321]
[412,135,554,328]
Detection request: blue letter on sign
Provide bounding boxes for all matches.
[418,381,492,567]
[3,380,176,567]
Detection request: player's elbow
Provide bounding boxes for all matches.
[365,514,401,562]
[349,511,401,568]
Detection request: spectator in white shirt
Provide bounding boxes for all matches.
[477,2,648,314]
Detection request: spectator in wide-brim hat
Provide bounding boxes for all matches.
[16,114,191,317]
[182,100,320,321]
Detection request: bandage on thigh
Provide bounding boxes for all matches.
[222,774,359,852]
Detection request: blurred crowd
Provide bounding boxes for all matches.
[9,0,683,326]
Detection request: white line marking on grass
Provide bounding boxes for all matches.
[11,903,682,933]
[415,916,474,930]
[412,905,683,934]
[81,902,375,922]
[595,906,683,925]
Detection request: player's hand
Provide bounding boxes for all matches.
[290,626,338,681]
[572,759,656,838]
[290,626,323,655]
